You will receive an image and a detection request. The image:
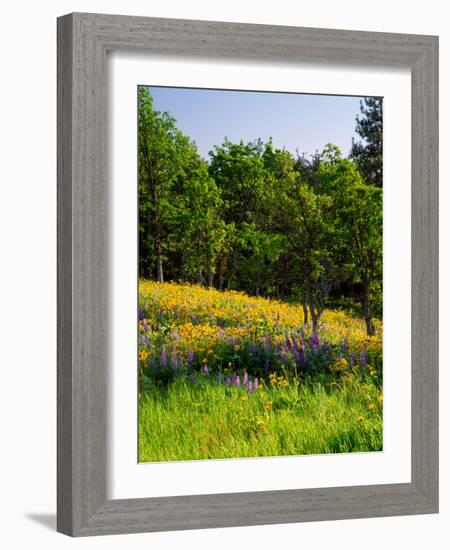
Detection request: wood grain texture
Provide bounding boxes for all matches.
[57,12,439,537]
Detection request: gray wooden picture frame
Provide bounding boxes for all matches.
[57,12,438,537]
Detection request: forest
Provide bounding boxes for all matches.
[138,87,382,335]
[137,87,383,462]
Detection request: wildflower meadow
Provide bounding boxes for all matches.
[138,281,382,461]
[137,87,383,462]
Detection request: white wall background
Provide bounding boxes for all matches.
[0,1,447,548]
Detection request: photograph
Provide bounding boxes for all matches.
[137,85,383,463]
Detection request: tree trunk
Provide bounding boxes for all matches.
[180,253,186,283]
[207,264,213,287]
[207,252,214,287]
[155,235,164,283]
[302,302,309,325]
[362,278,374,336]
[309,305,319,332]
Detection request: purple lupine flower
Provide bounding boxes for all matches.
[352,353,357,366]
[234,375,240,387]
[296,348,305,366]
[254,377,259,390]
[171,353,178,369]
[248,380,253,393]
[309,333,320,350]
[225,375,231,385]
[342,335,349,353]
[161,347,167,367]
[360,350,367,366]
[249,343,257,357]
[138,308,145,321]
[232,371,237,385]
[243,371,248,385]
[140,334,150,346]
[216,372,222,384]
[203,364,210,377]
[187,350,194,366]
[299,329,305,345]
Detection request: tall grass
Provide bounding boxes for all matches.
[139,375,382,462]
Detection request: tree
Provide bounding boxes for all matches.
[171,159,226,286]
[208,139,270,293]
[350,97,383,187]
[316,146,382,335]
[267,153,335,331]
[138,87,202,281]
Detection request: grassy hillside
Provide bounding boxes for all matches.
[138,280,382,462]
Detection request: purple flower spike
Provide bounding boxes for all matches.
[187,350,194,365]
[161,347,167,367]
[254,378,259,390]
[232,372,237,385]
[243,371,248,385]
[216,372,222,384]
[234,375,240,387]
[140,334,150,346]
[360,350,367,366]
[203,364,210,377]
[309,333,320,350]
[138,308,145,321]
[225,375,231,385]
[248,380,253,393]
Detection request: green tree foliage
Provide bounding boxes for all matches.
[315,146,382,334]
[138,87,224,282]
[350,97,383,187]
[138,88,383,334]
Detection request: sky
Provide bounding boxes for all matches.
[148,86,366,161]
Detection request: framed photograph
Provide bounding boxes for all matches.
[57,12,438,536]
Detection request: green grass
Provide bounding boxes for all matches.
[139,376,382,462]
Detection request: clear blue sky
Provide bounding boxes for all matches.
[148,86,365,160]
